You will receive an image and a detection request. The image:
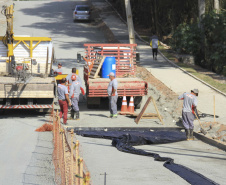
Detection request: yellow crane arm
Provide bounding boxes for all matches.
[2,4,14,57]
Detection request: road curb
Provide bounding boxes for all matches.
[104,0,226,98]
[66,126,184,132]
[194,132,226,151]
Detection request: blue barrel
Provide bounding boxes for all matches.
[102,57,116,78]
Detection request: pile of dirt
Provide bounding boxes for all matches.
[136,66,177,97]
[136,66,183,124]
[201,122,226,142]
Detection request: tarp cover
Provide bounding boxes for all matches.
[75,129,219,185]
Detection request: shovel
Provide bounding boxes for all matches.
[194,111,207,135]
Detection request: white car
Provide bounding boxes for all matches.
[73,5,91,22]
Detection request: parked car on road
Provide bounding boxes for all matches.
[73,5,91,22]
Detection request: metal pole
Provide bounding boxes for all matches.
[214,95,216,122]
[104,172,106,185]
[125,0,135,44]
[100,172,107,185]
[45,47,49,78]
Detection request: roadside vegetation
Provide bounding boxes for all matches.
[109,0,226,92]
[159,47,226,93]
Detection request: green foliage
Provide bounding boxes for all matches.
[202,10,226,73]
[170,23,201,55]
[171,11,226,75]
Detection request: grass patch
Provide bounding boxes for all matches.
[159,48,226,94]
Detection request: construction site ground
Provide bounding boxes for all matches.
[0,0,226,185]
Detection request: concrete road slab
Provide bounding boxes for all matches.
[77,135,226,185]
[0,111,54,185]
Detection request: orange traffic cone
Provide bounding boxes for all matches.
[128,96,134,114]
[120,95,128,115]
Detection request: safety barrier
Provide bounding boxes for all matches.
[53,110,90,185]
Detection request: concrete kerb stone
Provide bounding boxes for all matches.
[65,126,184,132]
[104,0,226,98]
[194,132,226,152]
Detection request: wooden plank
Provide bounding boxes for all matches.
[90,72,96,75]
[92,66,99,69]
[134,96,164,124]
[135,97,152,124]
[133,113,158,117]
[152,98,164,125]
[90,56,106,79]
[140,117,159,119]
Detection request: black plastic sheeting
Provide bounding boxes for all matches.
[74,129,219,185]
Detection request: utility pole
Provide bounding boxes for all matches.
[214,0,220,13]
[198,0,205,28]
[125,0,135,44]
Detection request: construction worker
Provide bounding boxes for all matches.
[54,63,63,74]
[69,74,85,120]
[178,89,199,140]
[107,72,118,118]
[66,68,83,87]
[150,34,159,60]
[58,78,71,125]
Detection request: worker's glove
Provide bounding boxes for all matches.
[194,108,200,120]
[80,87,85,96]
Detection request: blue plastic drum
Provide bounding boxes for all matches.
[102,57,116,78]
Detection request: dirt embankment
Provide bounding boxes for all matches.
[136,66,183,125]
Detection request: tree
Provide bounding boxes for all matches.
[198,0,205,28]
[214,0,220,13]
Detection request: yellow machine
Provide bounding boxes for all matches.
[0,5,56,111]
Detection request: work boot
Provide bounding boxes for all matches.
[75,111,80,120]
[108,114,113,118]
[189,129,194,140]
[185,129,190,140]
[71,109,75,120]
[112,114,118,119]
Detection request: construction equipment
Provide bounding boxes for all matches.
[83,43,148,109]
[0,5,56,111]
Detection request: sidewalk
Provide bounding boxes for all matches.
[93,1,226,124]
